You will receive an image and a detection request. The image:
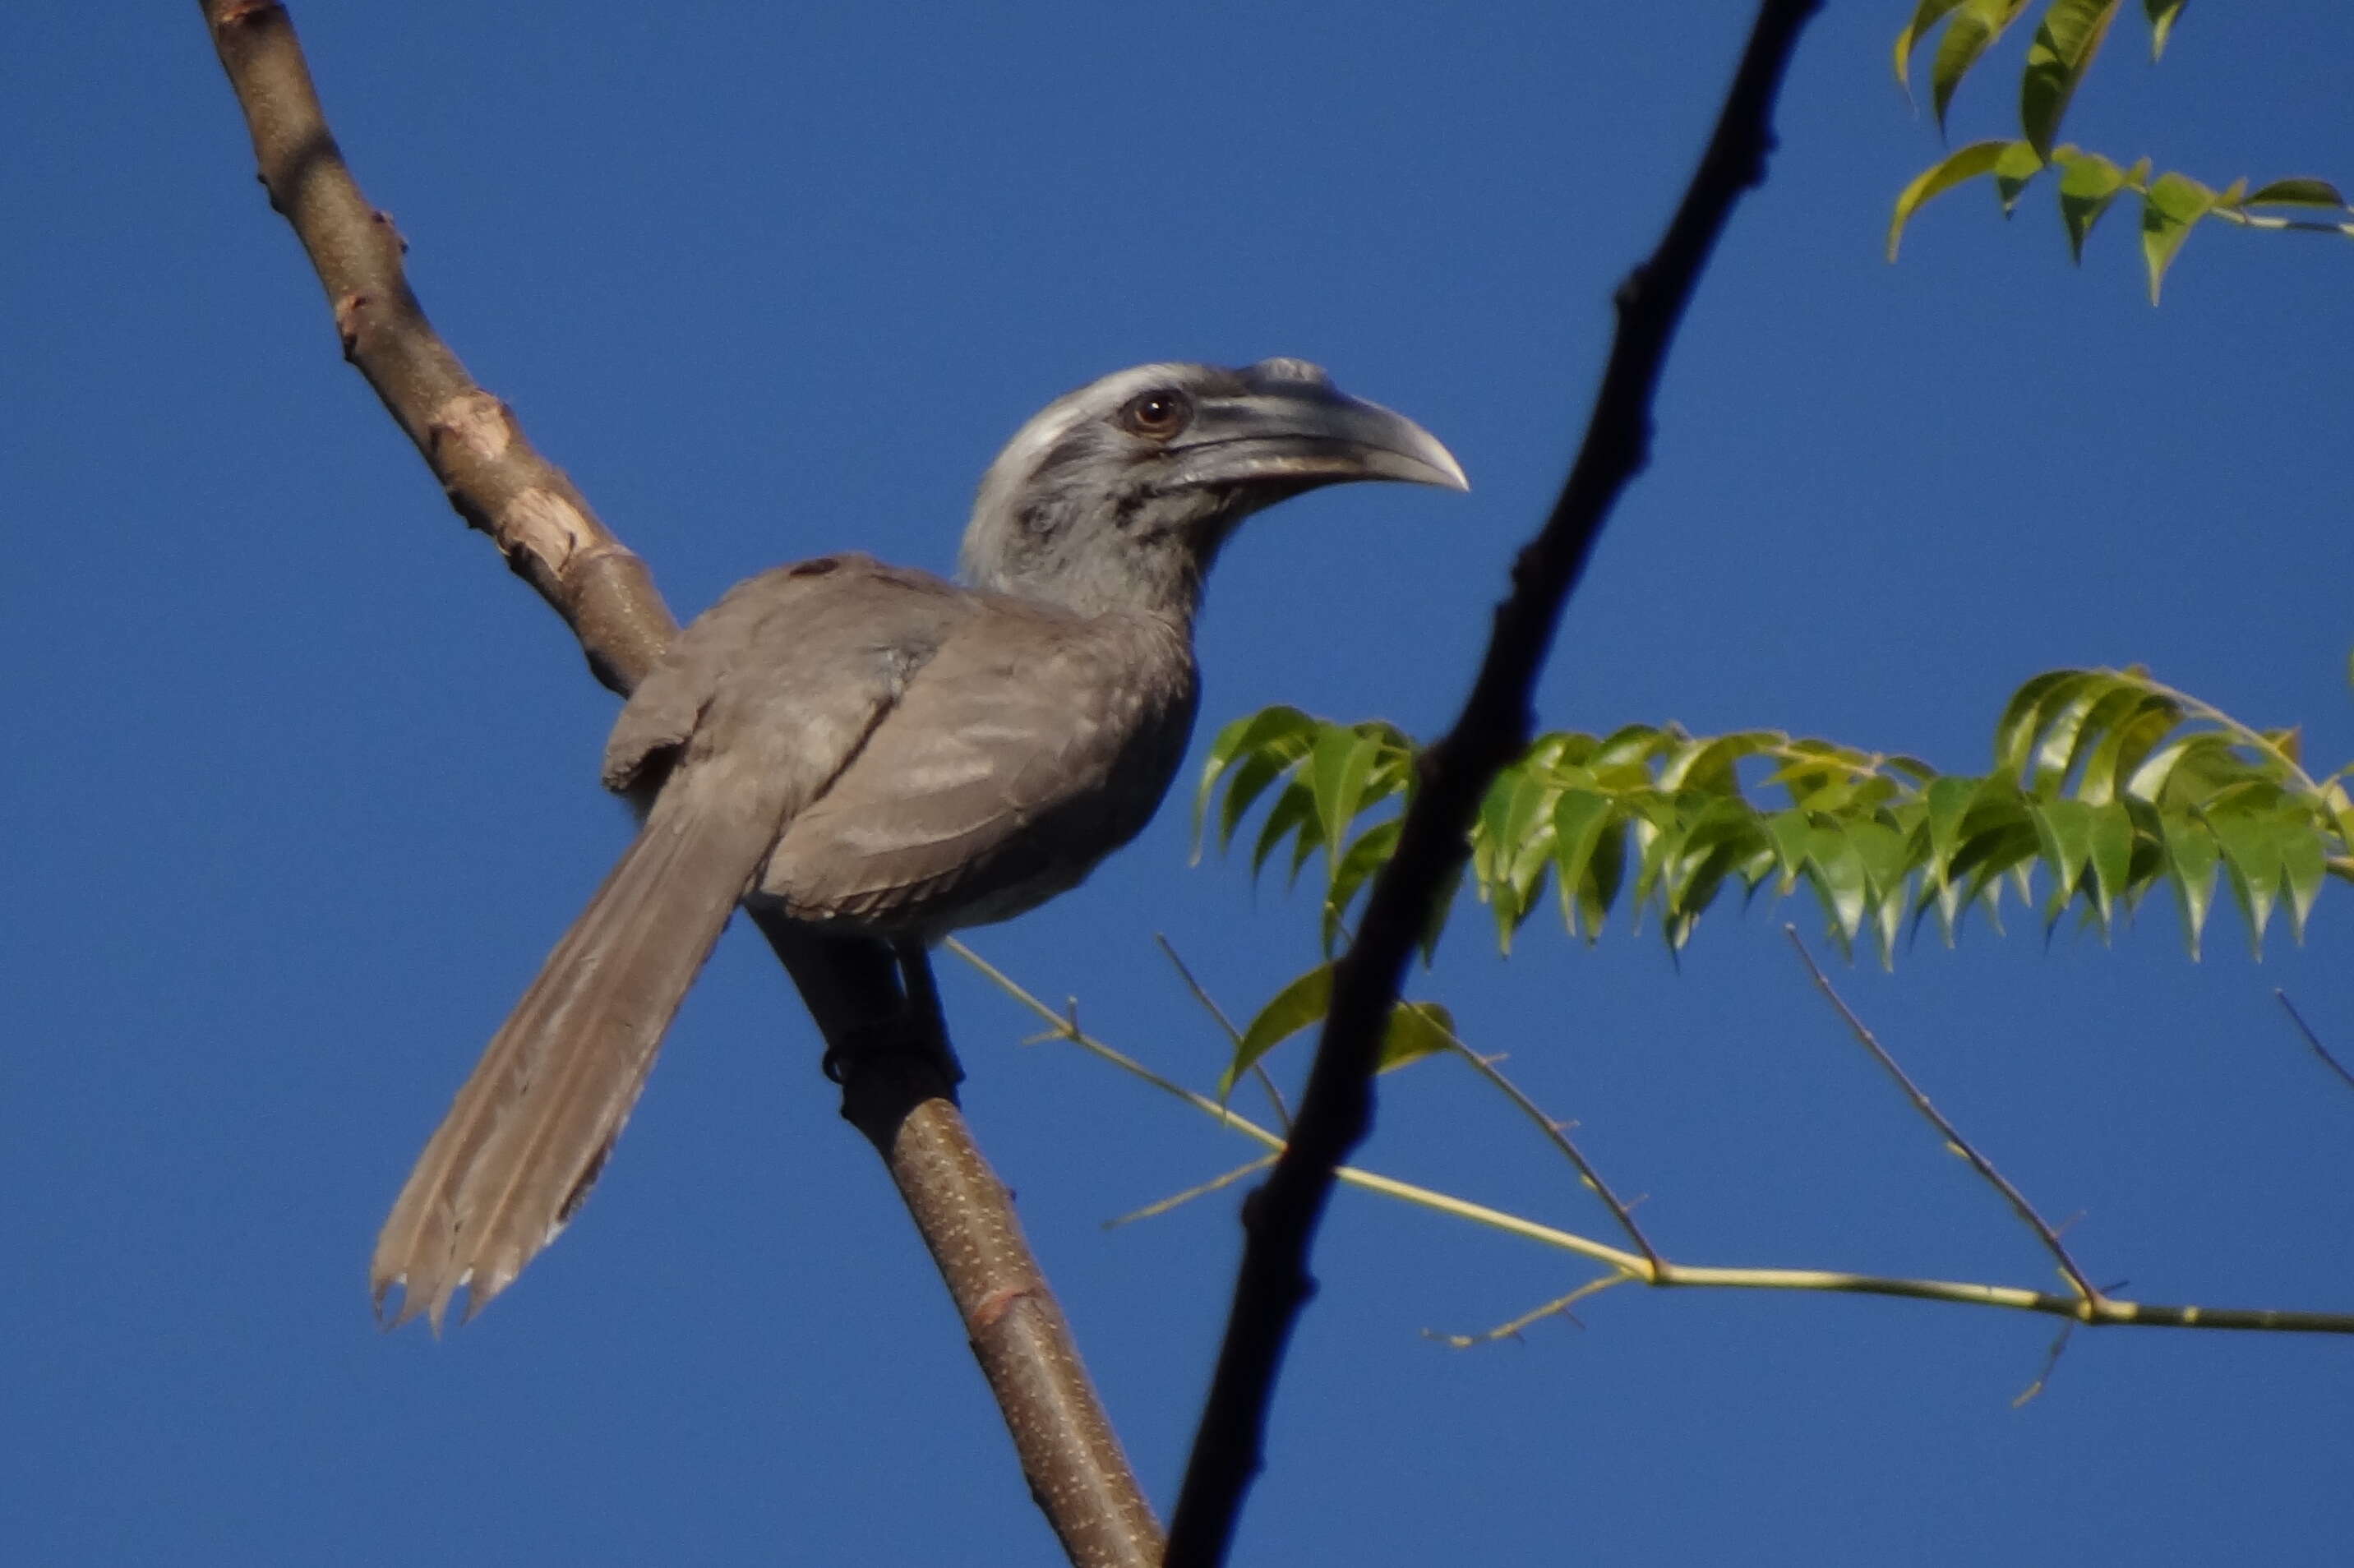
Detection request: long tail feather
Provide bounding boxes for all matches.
[372,765,783,1330]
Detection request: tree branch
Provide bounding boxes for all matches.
[196,7,1156,1564]
[1163,6,1825,1563]
[948,939,2354,1344]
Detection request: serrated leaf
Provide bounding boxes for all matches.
[2208,804,2282,954]
[2057,681,2161,798]
[2142,170,2218,304]
[1308,726,1385,871]
[2158,811,2218,956]
[2021,1,2121,162]
[1806,824,1871,953]
[1380,1000,1456,1073]
[2029,797,2096,924]
[1890,140,2016,260]
[2280,823,2324,943]
[2080,689,2181,803]
[1932,0,2033,135]
[1552,790,1618,940]
[1196,705,1316,847]
[2144,0,2185,59]
[1897,0,1973,93]
[1995,138,2048,214]
[1323,819,1401,956]
[2245,178,2348,210]
[1847,818,1913,964]
[2054,148,2131,262]
[2086,799,2135,931]
[1213,745,1301,855]
[2026,672,2124,785]
[1924,774,1980,888]
[1225,963,1333,1092]
[1995,670,2095,777]
[1249,779,1315,879]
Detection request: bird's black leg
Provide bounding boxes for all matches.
[892,940,966,1089]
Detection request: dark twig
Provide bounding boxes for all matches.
[196,8,1156,1565]
[1163,7,1825,1563]
[1784,926,2106,1312]
[2276,989,2354,1096]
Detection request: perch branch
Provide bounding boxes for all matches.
[196,7,1156,1564]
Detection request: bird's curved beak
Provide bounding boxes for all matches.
[1163,380,1469,496]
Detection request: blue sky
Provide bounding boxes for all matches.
[7,6,2352,1564]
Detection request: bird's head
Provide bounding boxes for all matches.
[960,358,1466,620]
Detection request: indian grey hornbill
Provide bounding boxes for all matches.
[372,357,1466,1328]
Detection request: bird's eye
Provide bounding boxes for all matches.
[1116,388,1193,439]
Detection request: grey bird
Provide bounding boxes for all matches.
[371,357,1466,1328]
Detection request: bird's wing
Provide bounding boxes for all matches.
[373,556,976,1327]
[757,603,1198,934]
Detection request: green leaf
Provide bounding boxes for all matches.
[2021,1,2121,162]
[2158,811,2218,957]
[1551,789,1618,940]
[2054,148,2133,262]
[1225,963,1333,1092]
[2079,686,2181,803]
[1897,0,1973,92]
[1380,1000,1456,1073]
[2281,814,2325,942]
[2086,799,2135,931]
[1932,0,2033,134]
[1250,779,1315,879]
[1995,138,2048,214]
[2244,178,2350,210]
[1323,819,1401,955]
[2208,803,2283,954]
[1805,824,1871,954]
[2141,170,2218,304]
[2028,797,2096,924]
[2144,0,2185,59]
[1308,726,1386,871]
[1196,706,1315,848]
[1847,818,1914,963]
[1995,669,2096,777]
[1213,745,1299,855]
[1890,140,2016,260]
[1923,774,1981,890]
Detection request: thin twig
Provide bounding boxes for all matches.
[1438,1032,1662,1274]
[197,10,1157,1565]
[2011,1321,2075,1408]
[1430,1275,1627,1347]
[1107,1158,1281,1230]
[949,938,2354,1337]
[1164,10,1824,1562]
[1784,925,2106,1313]
[2276,989,2354,1095]
[1156,935,1292,1132]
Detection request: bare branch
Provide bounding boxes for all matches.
[1784,925,2106,1312]
[196,8,1157,1564]
[1164,8,1824,1562]
[955,938,2354,1339]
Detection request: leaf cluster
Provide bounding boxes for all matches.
[1198,668,2352,985]
[1886,2,2353,300]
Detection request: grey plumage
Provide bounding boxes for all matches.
[372,358,1465,1328]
